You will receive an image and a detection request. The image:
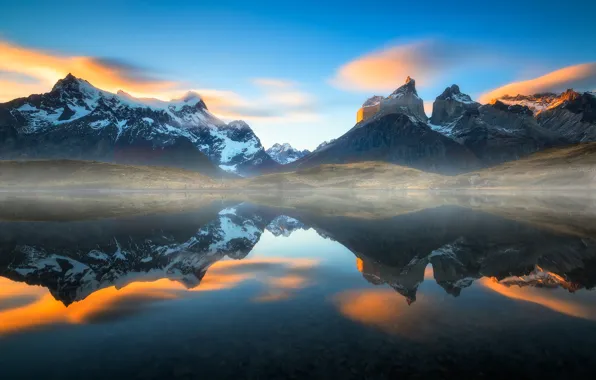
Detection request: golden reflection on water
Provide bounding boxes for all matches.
[0,257,318,336]
[479,277,596,321]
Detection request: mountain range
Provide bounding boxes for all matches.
[1,73,596,178]
[0,74,279,177]
[282,78,596,174]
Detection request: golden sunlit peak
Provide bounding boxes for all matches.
[356,257,364,273]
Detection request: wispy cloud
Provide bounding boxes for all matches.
[195,78,320,123]
[330,39,488,93]
[479,63,596,103]
[0,40,321,125]
[0,39,176,101]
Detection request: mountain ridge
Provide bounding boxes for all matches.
[0,74,279,177]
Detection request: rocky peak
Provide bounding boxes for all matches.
[559,89,582,103]
[430,84,479,125]
[436,84,476,104]
[389,76,419,98]
[380,76,428,122]
[554,90,596,123]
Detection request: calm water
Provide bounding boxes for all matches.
[1,192,596,379]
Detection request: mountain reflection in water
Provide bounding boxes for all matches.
[1,192,596,379]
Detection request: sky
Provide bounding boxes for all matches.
[1,0,596,150]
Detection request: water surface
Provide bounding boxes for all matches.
[1,192,596,379]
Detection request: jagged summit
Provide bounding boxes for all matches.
[389,76,419,98]
[355,76,427,123]
[430,84,480,125]
[436,84,476,104]
[51,73,83,91]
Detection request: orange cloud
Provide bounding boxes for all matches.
[479,63,596,103]
[330,40,482,93]
[0,256,319,335]
[0,40,320,125]
[334,289,405,326]
[479,278,596,321]
[0,40,176,101]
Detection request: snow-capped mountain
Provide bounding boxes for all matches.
[266,143,310,165]
[0,74,279,177]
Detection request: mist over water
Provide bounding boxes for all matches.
[1,191,596,379]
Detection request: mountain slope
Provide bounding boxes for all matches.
[535,90,596,143]
[0,74,279,177]
[286,112,480,175]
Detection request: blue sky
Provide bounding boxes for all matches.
[1,0,596,150]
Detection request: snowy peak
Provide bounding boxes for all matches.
[266,142,310,165]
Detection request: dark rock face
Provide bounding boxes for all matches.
[0,74,278,177]
[288,113,480,175]
[384,76,428,122]
[430,84,480,125]
[537,91,596,142]
[446,102,565,167]
[427,85,573,167]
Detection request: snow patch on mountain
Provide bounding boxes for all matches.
[266,143,310,164]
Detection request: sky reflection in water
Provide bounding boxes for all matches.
[1,193,596,378]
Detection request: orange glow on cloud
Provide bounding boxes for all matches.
[479,277,596,321]
[0,40,177,101]
[0,40,319,125]
[333,289,405,326]
[330,40,467,92]
[0,257,318,335]
[479,63,596,103]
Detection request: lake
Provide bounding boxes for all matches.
[1,191,595,379]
